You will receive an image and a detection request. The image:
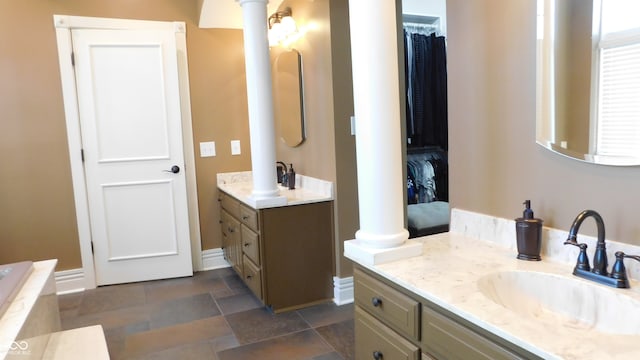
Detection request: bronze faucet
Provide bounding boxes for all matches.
[563,210,637,288]
[276,161,288,184]
[564,210,630,288]
[564,210,608,275]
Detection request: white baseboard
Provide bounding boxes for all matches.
[55,268,85,295]
[55,249,230,294]
[333,276,354,305]
[201,248,230,271]
[56,255,351,306]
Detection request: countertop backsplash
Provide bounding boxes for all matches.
[451,208,640,283]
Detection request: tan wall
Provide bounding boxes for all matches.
[274,0,359,278]
[0,1,80,270]
[0,0,251,270]
[274,0,337,181]
[329,0,358,277]
[447,0,640,245]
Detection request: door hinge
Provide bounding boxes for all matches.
[91,241,94,254]
[81,149,85,162]
[71,52,75,66]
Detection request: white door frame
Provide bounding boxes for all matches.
[54,15,203,290]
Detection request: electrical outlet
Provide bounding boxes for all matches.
[231,140,241,155]
[199,141,216,157]
[350,116,356,135]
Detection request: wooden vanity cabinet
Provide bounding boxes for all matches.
[354,265,542,360]
[220,209,241,276]
[218,190,334,312]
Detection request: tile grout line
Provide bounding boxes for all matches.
[59,268,353,359]
[309,326,346,360]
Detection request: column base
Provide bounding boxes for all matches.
[344,239,423,266]
[247,194,287,209]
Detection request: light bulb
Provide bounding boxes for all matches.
[271,21,282,35]
[280,16,297,35]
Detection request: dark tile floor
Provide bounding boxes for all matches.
[58,267,354,360]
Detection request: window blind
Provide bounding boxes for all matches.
[596,41,640,157]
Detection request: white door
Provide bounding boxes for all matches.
[72,28,192,285]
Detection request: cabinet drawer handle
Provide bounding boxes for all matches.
[371,297,383,307]
[228,227,235,233]
[242,215,250,220]
[244,243,250,247]
[373,351,383,360]
[246,275,252,280]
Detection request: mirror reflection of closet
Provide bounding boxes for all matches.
[402,1,450,239]
[273,49,305,147]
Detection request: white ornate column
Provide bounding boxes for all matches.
[344,0,422,265]
[236,0,285,207]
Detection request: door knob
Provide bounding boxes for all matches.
[164,165,180,174]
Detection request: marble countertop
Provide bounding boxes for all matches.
[0,259,57,359]
[351,232,640,360]
[217,171,333,209]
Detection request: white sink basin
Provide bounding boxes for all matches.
[477,270,640,335]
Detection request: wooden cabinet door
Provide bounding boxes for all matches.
[355,307,420,360]
[261,202,334,312]
[220,210,233,266]
[421,306,527,360]
[221,210,241,276]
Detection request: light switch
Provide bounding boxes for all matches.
[199,141,216,157]
[231,140,241,155]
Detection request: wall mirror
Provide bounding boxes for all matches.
[536,0,640,166]
[272,49,305,147]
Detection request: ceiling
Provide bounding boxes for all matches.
[198,0,283,29]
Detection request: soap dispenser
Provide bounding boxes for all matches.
[287,163,296,190]
[515,200,543,261]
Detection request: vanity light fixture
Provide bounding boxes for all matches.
[268,7,298,47]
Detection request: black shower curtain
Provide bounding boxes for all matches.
[404,32,448,150]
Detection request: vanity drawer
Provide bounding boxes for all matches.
[221,211,240,237]
[421,305,526,360]
[354,267,420,341]
[219,191,240,219]
[355,306,420,360]
[239,204,259,231]
[242,255,263,300]
[241,225,260,265]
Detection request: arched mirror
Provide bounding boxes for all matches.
[272,49,305,147]
[536,0,640,165]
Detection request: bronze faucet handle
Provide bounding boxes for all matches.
[611,251,640,281]
[564,236,582,247]
[616,251,640,263]
[575,243,591,271]
[565,239,591,271]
